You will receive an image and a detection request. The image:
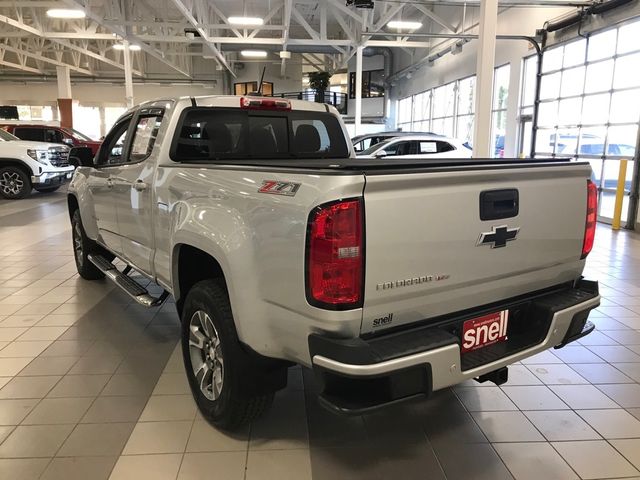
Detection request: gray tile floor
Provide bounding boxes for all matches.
[1,190,640,479]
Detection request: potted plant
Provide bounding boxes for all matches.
[308,71,332,103]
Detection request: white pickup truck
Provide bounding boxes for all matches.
[0,128,73,199]
[67,95,600,429]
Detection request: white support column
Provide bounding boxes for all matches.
[99,106,106,139]
[472,0,498,158]
[123,40,134,108]
[56,65,72,99]
[504,55,523,158]
[56,66,73,128]
[355,45,363,136]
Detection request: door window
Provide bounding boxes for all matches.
[129,114,163,162]
[45,129,63,143]
[96,117,132,166]
[419,141,438,153]
[14,127,44,141]
[384,141,413,156]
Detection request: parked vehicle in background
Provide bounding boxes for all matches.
[357,134,472,159]
[68,95,599,430]
[0,128,73,199]
[1,123,101,155]
[352,131,440,153]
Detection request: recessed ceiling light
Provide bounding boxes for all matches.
[241,50,268,58]
[228,16,264,26]
[46,8,86,19]
[387,20,422,30]
[113,44,142,51]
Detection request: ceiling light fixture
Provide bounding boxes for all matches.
[241,50,268,58]
[46,8,86,19]
[113,44,142,51]
[387,20,422,30]
[228,16,264,26]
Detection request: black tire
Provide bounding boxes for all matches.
[0,166,31,199]
[181,280,273,430]
[34,185,60,193]
[71,209,105,280]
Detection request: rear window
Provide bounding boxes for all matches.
[171,108,348,161]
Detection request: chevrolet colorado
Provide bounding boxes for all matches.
[67,95,600,429]
[0,128,73,199]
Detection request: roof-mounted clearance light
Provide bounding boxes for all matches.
[240,97,291,111]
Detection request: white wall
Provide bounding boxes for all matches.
[232,56,303,93]
[346,54,385,119]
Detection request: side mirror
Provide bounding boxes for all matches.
[374,150,388,158]
[62,138,74,146]
[68,146,94,168]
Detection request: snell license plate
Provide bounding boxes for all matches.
[461,310,509,353]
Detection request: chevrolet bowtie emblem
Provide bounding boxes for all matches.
[477,225,520,248]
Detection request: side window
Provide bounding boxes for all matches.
[97,117,132,166]
[387,141,412,156]
[129,114,163,162]
[419,141,438,154]
[14,128,44,142]
[437,141,455,153]
[45,129,63,143]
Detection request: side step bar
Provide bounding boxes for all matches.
[88,253,169,307]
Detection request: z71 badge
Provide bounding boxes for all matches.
[258,180,301,197]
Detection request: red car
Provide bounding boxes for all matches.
[0,124,101,155]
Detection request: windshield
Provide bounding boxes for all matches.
[359,139,393,155]
[61,127,93,142]
[0,129,18,141]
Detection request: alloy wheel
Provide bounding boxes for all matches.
[0,171,24,196]
[189,310,224,401]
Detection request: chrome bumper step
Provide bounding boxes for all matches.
[88,253,169,307]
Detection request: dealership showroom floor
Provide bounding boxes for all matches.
[0,192,639,479]
[4,1,640,480]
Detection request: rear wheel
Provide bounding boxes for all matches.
[34,185,60,193]
[181,280,274,430]
[71,209,105,280]
[0,166,30,199]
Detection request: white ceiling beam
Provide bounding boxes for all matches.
[0,14,143,76]
[168,0,235,76]
[301,53,322,71]
[248,4,282,39]
[64,0,192,78]
[208,3,243,38]
[2,41,92,75]
[330,8,356,43]
[291,7,319,40]
[413,4,457,33]
[0,58,43,74]
[324,0,362,23]
[365,39,432,48]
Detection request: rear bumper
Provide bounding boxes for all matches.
[309,279,599,414]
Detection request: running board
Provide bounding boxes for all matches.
[87,253,169,307]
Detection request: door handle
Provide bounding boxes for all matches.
[133,180,148,192]
[106,178,114,188]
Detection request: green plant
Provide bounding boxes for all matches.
[308,71,332,93]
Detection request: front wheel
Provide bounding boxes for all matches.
[71,209,105,280]
[0,166,30,199]
[181,280,274,430]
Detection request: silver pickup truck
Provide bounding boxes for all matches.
[67,95,600,429]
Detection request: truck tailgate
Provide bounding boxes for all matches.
[361,162,591,335]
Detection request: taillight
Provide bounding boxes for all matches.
[306,198,364,309]
[240,97,291,110]
[581,180,597,259]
